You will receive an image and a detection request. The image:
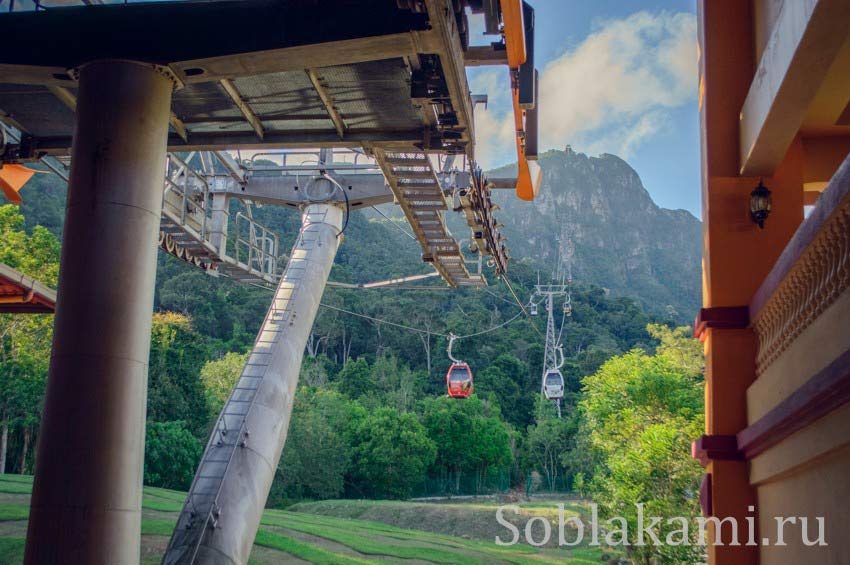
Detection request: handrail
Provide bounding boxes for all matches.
[234,212,278,276]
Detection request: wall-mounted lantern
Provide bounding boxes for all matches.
[750,179,772,229]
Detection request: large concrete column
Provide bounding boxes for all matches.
[25,61,174,564]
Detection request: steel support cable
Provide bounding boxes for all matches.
[321,173,350,238]
[556,306,567,344]
[370,205,418,241]
[231,271,530,340]
[318,302,523,340]
[481,285,524,308]
[502,273,545,340]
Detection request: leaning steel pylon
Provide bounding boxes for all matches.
[164,202,344,564]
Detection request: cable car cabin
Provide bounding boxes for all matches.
[446,363,473,398]
[543,370,565,400]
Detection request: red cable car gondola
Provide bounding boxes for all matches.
[446,362,473,398]
[445,333,473,398]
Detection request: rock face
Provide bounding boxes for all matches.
[488,147,702,322]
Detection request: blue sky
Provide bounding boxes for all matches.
[467,0,701,217]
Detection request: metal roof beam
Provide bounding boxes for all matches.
[212,151,245,183]
[738,0,850,175]
[208,173,393,207]
[306,68,346,139]
[28,129,426,156]
[220,79,264,141]
[464,45,509,67]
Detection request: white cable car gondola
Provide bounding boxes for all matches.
[530,302,538,316]
[543,345,566,400]
[543,370,565,400]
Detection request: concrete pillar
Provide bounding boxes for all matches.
[25,61,174,564]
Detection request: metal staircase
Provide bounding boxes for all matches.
[374,149,484,287]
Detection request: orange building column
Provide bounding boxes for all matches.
[696,2,804,563]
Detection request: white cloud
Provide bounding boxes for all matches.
[469,69,517,167]
[471,10,697,167]
[584,110,672,159]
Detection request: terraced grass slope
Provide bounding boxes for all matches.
[0,475,611,563]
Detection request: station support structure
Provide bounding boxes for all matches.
[164,201,344,564]
[25,61,175,563]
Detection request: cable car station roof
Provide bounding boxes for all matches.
[0,0,477,155]
[0,262,56,313]
[0,0,539,288]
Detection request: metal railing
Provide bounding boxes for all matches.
[246,148,378,174]
[164,152,211,241]
[233,212,278,277]
[750,156,850,377]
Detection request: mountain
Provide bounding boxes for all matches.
[484,147,702,323]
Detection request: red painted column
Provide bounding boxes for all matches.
[698,1,804,563]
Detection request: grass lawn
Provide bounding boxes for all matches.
[0,474,615,563]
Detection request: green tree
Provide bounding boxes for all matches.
[349,407,436,499]
[147,312,212,438]
[421,396,476,492]
[526,402,576,492]
[200,351,249,415]
[335,357,376,400]
[469,414,513,492]
[475,353,529,428]
[144,420,203,490]
[647,323,703,375]
[300,355,330,388]
[579,334,704,564]
[0,205,59,473]
[420,396,513,494]
[277,389,351,500]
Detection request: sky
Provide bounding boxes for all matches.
[466,0,701,217]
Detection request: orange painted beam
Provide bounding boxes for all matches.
[511,87,538,201]
[0,164,39,205]
[499,0,526,68]
[500,0,539,201]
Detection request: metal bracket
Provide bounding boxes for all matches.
[0,133,39,164]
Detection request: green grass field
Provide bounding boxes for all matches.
[0,475,617,564]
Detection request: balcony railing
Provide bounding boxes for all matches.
[750,156,850,377]
[737,154,850,460]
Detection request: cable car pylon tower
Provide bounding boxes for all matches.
[532,238,573,418]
